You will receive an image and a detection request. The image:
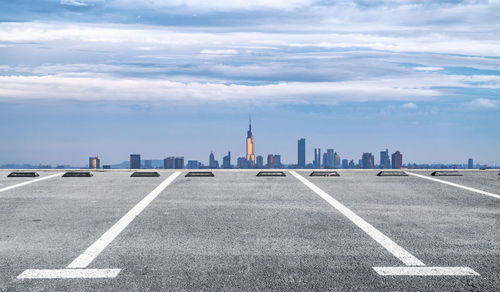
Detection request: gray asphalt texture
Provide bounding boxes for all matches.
[0,170,499,291]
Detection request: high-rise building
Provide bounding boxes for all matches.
[313,148,321,169]
[342,159,348,169]
[391,151,403,169]
[187,160,199,169]
[209,151,217,168]
[164,156,175,169]
[222,152,231,169]
[297,138,306,168]
[256,155,263,168]
[349,160,355,169]
[322,153,328,168]
[361,153,374,169]
[334,152,341,168]
[237,157,249,169]
[380,149,390,169]
[89,156,100,169]
[174,157,184,169]
[130,154,141,169]
[246,117,255,167]
[274,155,281,169]
[267,154,275,169]
[144,160,152,169]
[468,158,473,169]
[323,149,335,168]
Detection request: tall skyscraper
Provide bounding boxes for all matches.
[89,156,100,169]
[174,157,184,169]
[313,148,321,168]
[380,149,390,169]
[130,154,141,169]
[334,152,341,168]
[256,155,263,168]
[237,157,249,168]
[274,155,282,169]
[325,149,334,168]
[209,151,217,168]
[391,151,403,169]
[342,159,348,169]
[297,138,306,168]
[164,156,175,169]
[361,153,374,169]
[144,160,152,169]
[267,154,275,169]
[246,117,255,167]
[468,158,473,169]
[222,152,231,169]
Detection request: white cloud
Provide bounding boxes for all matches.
[467,98,498,109]
[0,75,439,103]
[60,0,88,7]
[402,102,418,109]
[414,67,443,71]
[200,49,238,55]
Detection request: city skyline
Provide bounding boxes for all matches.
[1,121,490,169]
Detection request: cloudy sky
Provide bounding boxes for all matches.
[0,0,499,166]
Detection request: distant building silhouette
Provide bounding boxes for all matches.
[468,158,473,169]
[209,151,218,168]
[324,149,334,168]
[187,160,199,169]
[164,157,175,169]
[334,152,341,168]
[144,160,152,169]
[237,157,249,169]
[380,149,391,169]
[256,155,263,168]
[89,156,100,169]
[174,157,184,169]
[391,151,403,169]
[102,165,111,169]
[222,152,231,169]
[342,159,348,169]
[361,153,374,169]
[322,152,328,168]
[349,159,355,169]
[246,117,255,167]
[313,148,321,168]
[274,155,282,169]
[297,138,306,168]
[130,154,141,169]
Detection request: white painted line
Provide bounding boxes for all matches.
[289,171,425,266]
[0,173,61,193]
[66,171,181,269]
[405,171,500,200]
[373,266,479,276]
[17,269,121,279]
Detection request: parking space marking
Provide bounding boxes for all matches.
[17,269,121,279]
[17,171,182,279]
[406,171,500,200]
[373,267,479,276]
[289,171,479,276]
[0,173,61,193]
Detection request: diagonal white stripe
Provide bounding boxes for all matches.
[0,173,61,193]
[405,171,500,200]
[289,170,425,266]
[67,171,181,268]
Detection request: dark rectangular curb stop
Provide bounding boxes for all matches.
[377,171,408,177]
[257,171,286,177]
[185,171,215,177]
[431,171,462,176]
[310,171,340,177]
[7,172,40,177]
[131,172,161,177]
[62,172,93,177]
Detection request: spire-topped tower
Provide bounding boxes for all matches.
[246,116,255,166]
